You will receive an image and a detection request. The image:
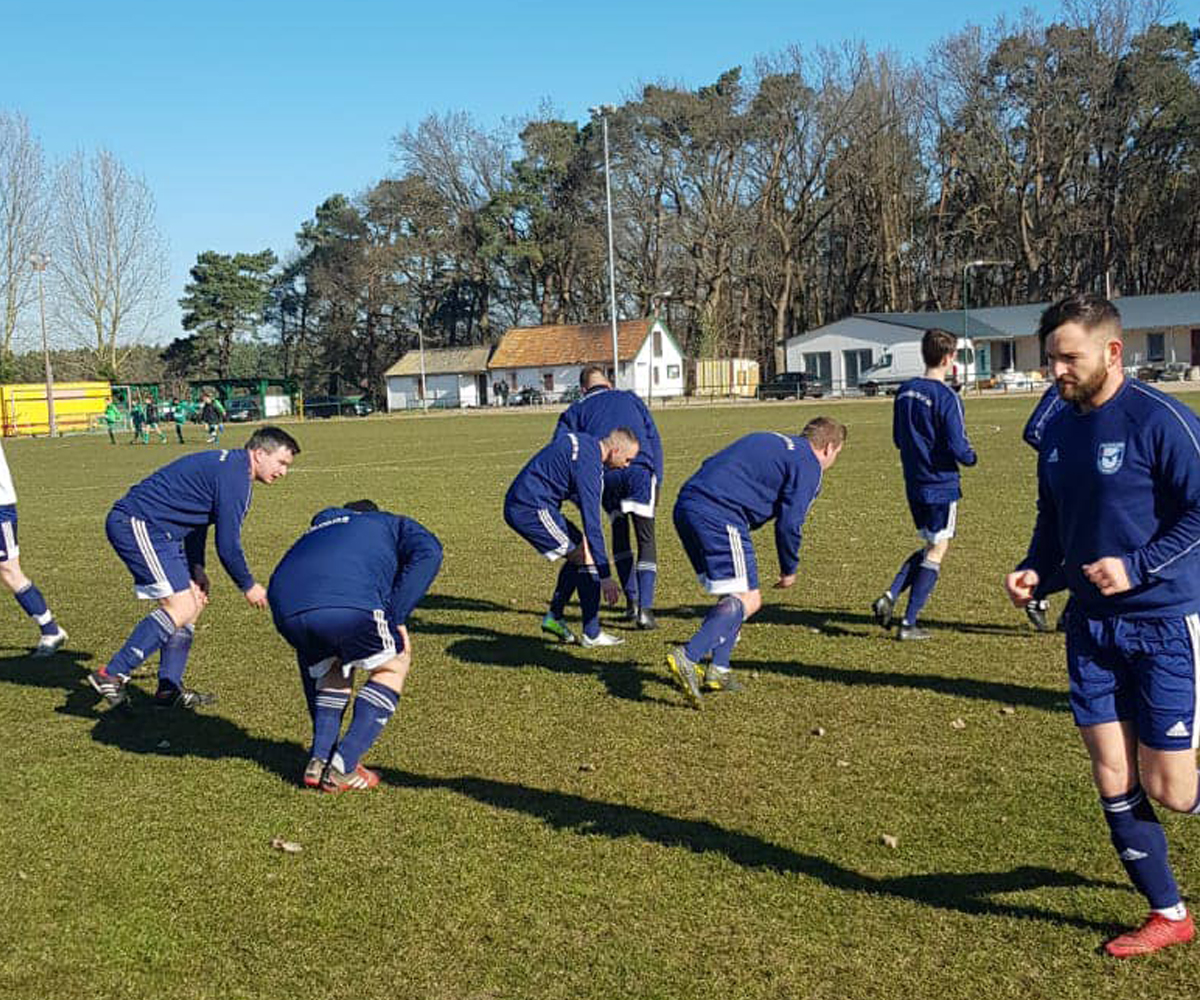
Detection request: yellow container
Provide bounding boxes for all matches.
[692,359,760,397]
[0,382,113,437]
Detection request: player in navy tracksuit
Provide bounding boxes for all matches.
[1021,383,1070,631]
[88,427,300,709]
[556,366,665,629]
[872,328,977,640]
[504,427,640,647]
[269,501,443,792]
[668,417,846,708]
[1006,293,1200,958]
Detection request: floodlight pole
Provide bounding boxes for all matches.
[962,259,1012,390]
[29,253,56,437]
[417,327,428,412]
[591,105,620,387]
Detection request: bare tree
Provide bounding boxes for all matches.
[0,112,49,363]
[52,149,168,376]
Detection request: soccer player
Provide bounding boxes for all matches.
[668,417,846,707]
[102,400,121,445]
[0,440,67,657]
[1006,293,1200,958]
[556,366,665,629]
[504,428,639,647]
[129,397,146,445]
[88,426,300,709]
[200,394,223,443]
[872,328,977,640]
[170,397,188,444]
[143,397,167,444]
[1021,382,1069,631]
[268,500,443,792]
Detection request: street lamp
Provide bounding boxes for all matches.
[962,259,1012,389]
[589,104,620,387]
[28,253,56,437]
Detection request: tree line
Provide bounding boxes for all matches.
[3,2,1198,398]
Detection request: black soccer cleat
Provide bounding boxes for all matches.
[897,624,932,641]
[87,669,129,707]
[1025,599,1052,633]
[872,593,894,629]
[635,608,658,630]
[154,687,218,710]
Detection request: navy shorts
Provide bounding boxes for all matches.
[908,498,957,543]
[0,504,18,561]
[603,465,658,519]
[1066,613,1200,750]
[274,606,402,679]
[504,501,582,561]
[673,495,758,595]
[106,508,192,599]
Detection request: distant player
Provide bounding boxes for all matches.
[504,428,640,647]
[269,500,443,792]
[1006,293,1200,958]
[143,397,167,444]
[1020,382,1069,631]
[102,400,121,445]
[200,394,223,443]
[88,426,300,709]
[0,438,67,657]
[668,417,846,707]
[556,366,665,629]
[171,397,188,444]
[872,328,977,640]
[129,397,146,445]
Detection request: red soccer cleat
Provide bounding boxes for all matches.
[320,762,381,794]
[1104,912,1195,958]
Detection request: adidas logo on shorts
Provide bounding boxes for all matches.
[1166,720,1191,739]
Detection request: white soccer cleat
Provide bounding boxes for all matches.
[32,628,68,658]
[580,630,625,648]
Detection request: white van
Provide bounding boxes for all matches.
[860,338,975,395]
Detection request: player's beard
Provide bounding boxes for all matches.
[1056,359,1108,405]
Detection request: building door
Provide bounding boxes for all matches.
[1192,329,1200,365]
[842,349,873,388]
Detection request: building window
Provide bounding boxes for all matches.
[653,366,660,385]
[653,329,663,354]
[667,364,680,380]
[508,372,518,389]
[542,372,554,391]
[842,348,873,388]
[802,351,832,387]
[1147,332,1165,362]
[995,341,1017,371]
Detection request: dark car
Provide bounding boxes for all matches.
[511,387,546,406]
[303,395,374,418]
[225,397,262,422]
[757,372,824,400]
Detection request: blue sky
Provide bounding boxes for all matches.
[2,0,1071,343]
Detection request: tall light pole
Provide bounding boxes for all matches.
[417,326,428,412]
[963,258,1012,388]
[590,104,620,386]
[29,253,56,437]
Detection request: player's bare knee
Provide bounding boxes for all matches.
[925,540,949,564]
[161,590,199,628]
[739,590,762,618]
[317,667,350,693]
[370,661,409,694]
[0,558,28,592]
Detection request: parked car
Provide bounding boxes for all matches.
[860,338,976,395]
[1134,360,1191,382]
[511,387,546,406]
[303,395,375,418]
[757,371,824,400]
[225,397,262,422]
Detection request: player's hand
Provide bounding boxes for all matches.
[243,583,268,609]
[774,574,797,590]
[189,580,210,610]
[190,565,211,596]
[1083,556,1131,596]
[396,623,410,654]
[1004,569,1039,607]
[601,578,621,605]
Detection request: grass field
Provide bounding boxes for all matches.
[2,392,1200,1000]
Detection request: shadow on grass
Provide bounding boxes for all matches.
[749,657,1068,713]
[382,768,1126,934]
[61,683,309,787]
[0,647,95,689]
[445,635,676,706]
[752,604,1035,638]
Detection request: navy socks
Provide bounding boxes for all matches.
[686,596,745,664]
[333,681,399,773]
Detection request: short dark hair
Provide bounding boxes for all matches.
[579,365,609,388]
[921,329,958,368]
[603,426,639,450]
[802,416,847,450]
[343,499,379,513]
[245,426,301,455]
[1037,292,1122,347]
